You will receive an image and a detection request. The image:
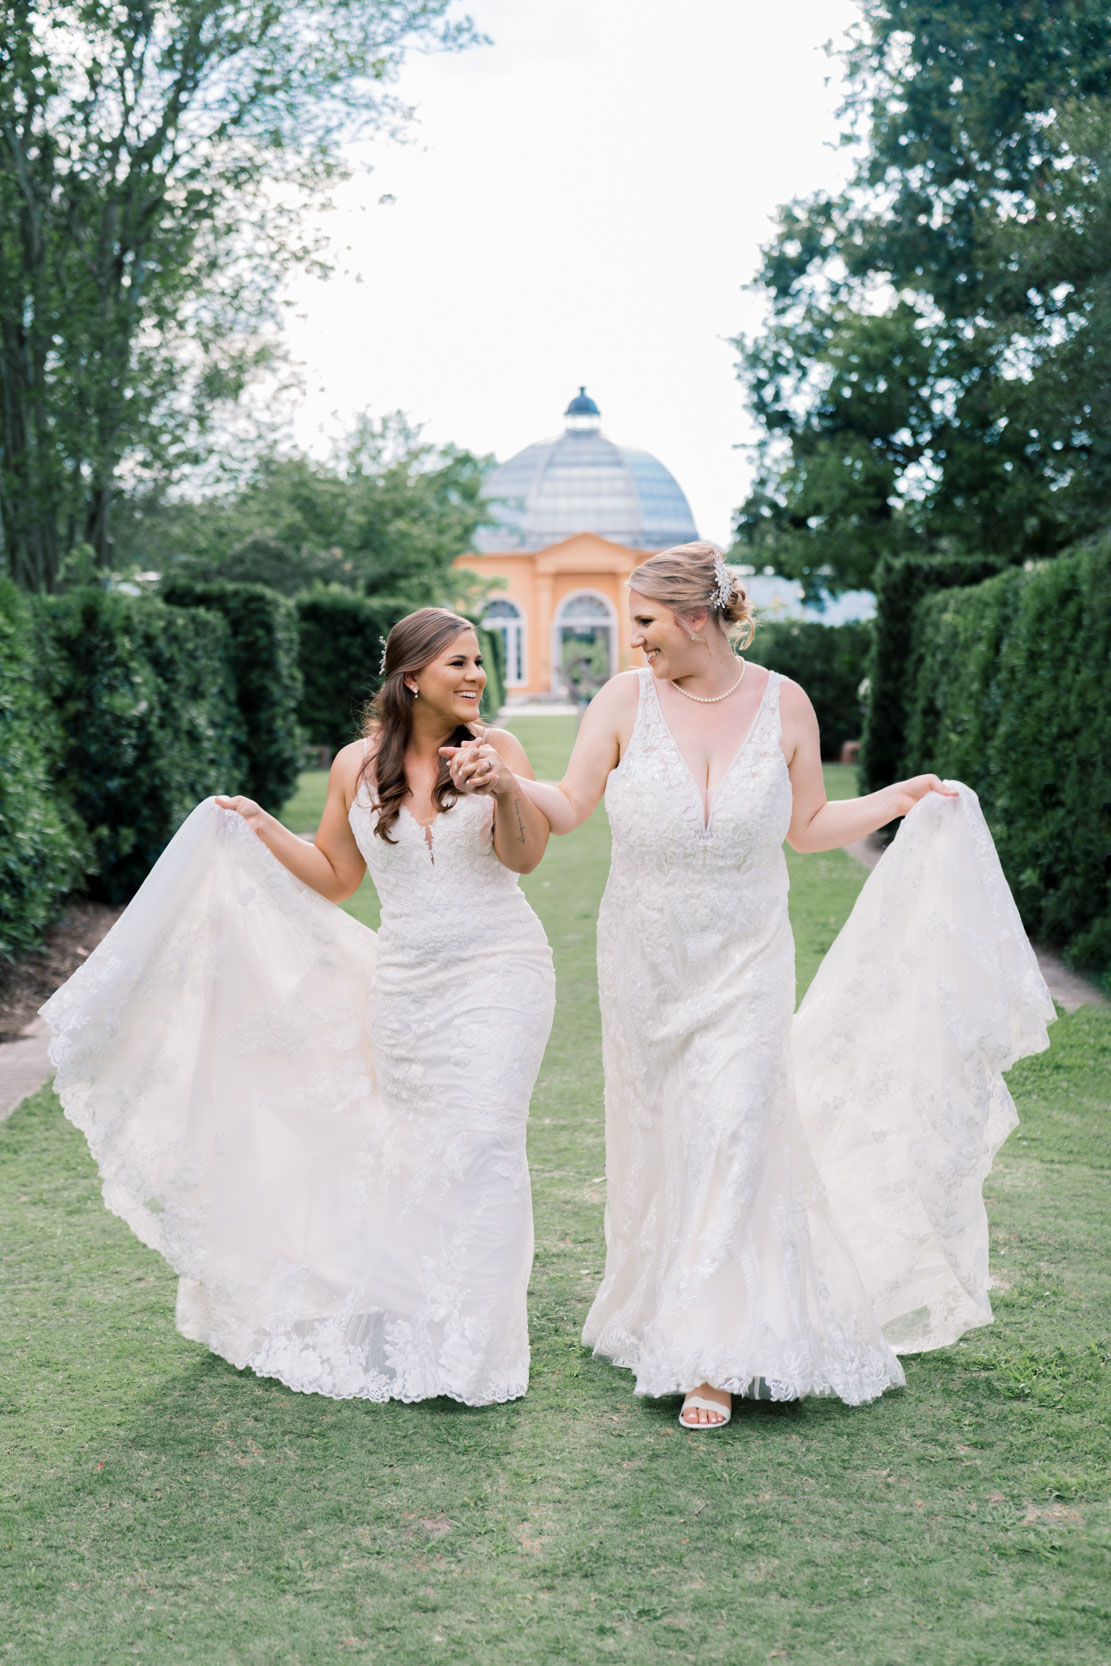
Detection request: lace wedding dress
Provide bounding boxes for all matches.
[586,668,1055,1404]
[42,786,555,1405]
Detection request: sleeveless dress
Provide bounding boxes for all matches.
[585,667,1055,1404]
[41,786,555,1406]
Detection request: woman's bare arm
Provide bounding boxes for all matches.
[465,726,551,874]
[781,679,956,853]
[216,741,368,902]
[447,675,635,835]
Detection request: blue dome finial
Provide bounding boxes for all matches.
[564,386,601,420]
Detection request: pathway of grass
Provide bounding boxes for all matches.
[2,725,1108,1664]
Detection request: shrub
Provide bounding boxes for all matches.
[746,619,872,759]
[37,589,241,903]
[296,591,507,753]
[859,551,1007,794]
[0,582,87,960]
[900,542,1111,977]
[296,591,393,749]
[161,578,302,809]
[477,623,506,722]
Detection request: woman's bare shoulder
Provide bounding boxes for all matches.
[333,736,369,770]
[590,669,642,716]
[331,736,371,801]
[481,725,532,766]
[775,675,817,719]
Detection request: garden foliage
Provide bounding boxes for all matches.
[161,579,302,810]
[858,551,1007,795]
[0,582,87,960]
[297,590,506,751]
[35,589,241,904]
[296,591,393,749]
[734,1,1111,597]
[746,619,872,759]
[891,543,1111,973]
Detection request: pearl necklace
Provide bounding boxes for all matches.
[669,659,747,704]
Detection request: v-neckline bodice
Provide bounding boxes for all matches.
[644,667,776,832]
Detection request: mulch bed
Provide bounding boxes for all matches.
[0,899,123,1043]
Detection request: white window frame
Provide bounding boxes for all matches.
[483,596,528,688]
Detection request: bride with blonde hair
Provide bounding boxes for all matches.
[446,542,1053,1430]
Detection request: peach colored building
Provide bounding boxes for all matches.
[455,389,698,698]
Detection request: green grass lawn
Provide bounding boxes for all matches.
[2,725,1109,1664]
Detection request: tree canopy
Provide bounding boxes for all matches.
[0,0,482,591]
[121,413,494,615]
[733,0,1111,599]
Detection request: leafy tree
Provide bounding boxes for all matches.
[734,1,1111,600]
[129,413,494,612]
[0,0,482,593]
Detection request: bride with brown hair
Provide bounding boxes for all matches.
[446,543,1054,1431]
[43,607,556,1406]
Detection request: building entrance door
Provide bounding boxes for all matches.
[552,592,617,699]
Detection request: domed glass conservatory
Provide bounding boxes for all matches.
[475,389,698,553]
[457,389,700,698]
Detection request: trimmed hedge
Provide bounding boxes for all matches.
[859,551,1008,795]
[296,591,392,749]
[161,579,302,810]
[478,623,506,724]
[296,591,507,752]
[746,619,872,760]
[0,582,88,960]
[900,542,1111,974]
[37,590,241,903]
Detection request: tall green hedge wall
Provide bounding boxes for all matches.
[859,551,1008,795]
[899,542,1111,974]
[37,590,242,903]
[746,619,872,759]
[0,583,88,960]
[296,591,506,751]
[161,579,303,809]
[2,577,509,957]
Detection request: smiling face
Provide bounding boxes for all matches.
[628,590,709,681]
[406,627,486,725]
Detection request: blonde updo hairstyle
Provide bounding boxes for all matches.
[627,541,755,650]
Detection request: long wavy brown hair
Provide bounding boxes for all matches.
[360,607,484,843]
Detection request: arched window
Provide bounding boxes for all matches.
[483,596,527,687]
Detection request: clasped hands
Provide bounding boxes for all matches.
[440,730,513,796]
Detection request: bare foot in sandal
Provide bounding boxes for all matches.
[679,1383,732,1429]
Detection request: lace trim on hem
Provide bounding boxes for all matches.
[212,1347,529,1406]
[585,1334,906,1407]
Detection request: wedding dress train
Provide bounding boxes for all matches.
[586,668,1054,1404]
[42,787,555,1405]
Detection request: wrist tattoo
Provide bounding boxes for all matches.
[513,796,526,845]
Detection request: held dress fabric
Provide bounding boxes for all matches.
[42,791,555,1405]
[586,668,1054,1404]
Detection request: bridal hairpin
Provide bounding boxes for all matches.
[378,637,389,676]
[710,553,734,611]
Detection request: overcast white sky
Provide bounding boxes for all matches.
[283,0,862,546]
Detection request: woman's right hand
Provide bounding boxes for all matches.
[215,794,268,837]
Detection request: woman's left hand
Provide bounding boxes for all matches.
[889,774,960,818]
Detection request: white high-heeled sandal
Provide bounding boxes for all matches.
[678,1393,732,1430]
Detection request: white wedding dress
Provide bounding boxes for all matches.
[42,785,555,1405]
[586,668,1055,1404]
